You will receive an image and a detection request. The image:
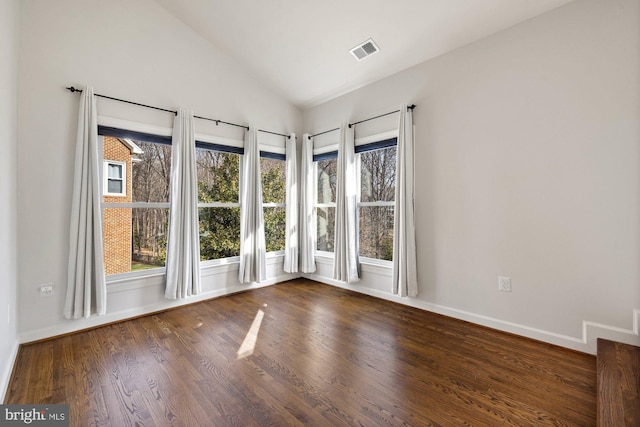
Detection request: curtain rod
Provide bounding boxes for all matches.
[348,104,416,128]
[66,86,290,138]
[66,86,247,129]
[309,127,340,138]
[309,104,416,138]
[258,129,290,139]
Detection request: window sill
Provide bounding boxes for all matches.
[107,267,166,285]
[359,257,392,268]
[107,253,287,291]
[313,253,392,277]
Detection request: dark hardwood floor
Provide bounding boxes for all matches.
[5,279,596,426]
[597,339,640,426]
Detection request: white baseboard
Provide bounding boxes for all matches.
[19,270,640,355]
[1,340,19,403]
[19,274,296,344]
[304,273,640,355]
[582,310,640,354]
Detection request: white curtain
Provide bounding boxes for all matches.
[239,128,267,283]
[333,124,360,283]
[392,105,418,297]
[165,108,201,299]
[64,85,106,319]
[299,134,316,273]
[284,133,298,273]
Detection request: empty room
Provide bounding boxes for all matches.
[1,0,639,425]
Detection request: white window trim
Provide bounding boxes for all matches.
[358,201,395,207]
[197,202,241,210]
[314,249,335,258]
[104,160,126,197]
[103,202,171,209]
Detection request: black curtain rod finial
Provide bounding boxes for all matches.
[408,104,416,110]
[66,86,82,93]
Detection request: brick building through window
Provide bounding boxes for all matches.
[102,136,143,275]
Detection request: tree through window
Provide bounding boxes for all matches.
[261,157,286,252]
[358,144,396,261]
[196,148,241,260]
[315,157,337,253]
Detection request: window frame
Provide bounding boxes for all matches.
[97,118,252,281]
[311,136,398,264]
[313,152,338,256]
[103,160,126,197]
[260,151,286,254]
[100,132,172,277]
[196,144,243,266]
[355,143,397,265]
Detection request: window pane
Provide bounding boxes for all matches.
[261,157,286,252]
[132,141,172,203]
[316,206,335,252]
[261,158,286,204]
[360,147,396,202]
[196,149,241,260]
[108,163,122,178]
[317,159,337,204]
[103,207,169,275]
[107,179,123,194]
[199,207,240,260]
[359,206,394,261]
[132,208,169,270]
[197,149,240,203]
[264,206,285,252]
[102,136,172,275]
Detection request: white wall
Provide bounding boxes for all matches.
[304,0,640,354]
[0,0,20,402]
[17,0,303,342]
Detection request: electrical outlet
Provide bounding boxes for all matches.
[40,284,54,297]
[498,276,511,292]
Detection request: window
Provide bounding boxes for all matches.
[261,156,286,252]
[357,142,396,261]
[312,138,397,261]
[315,155,337,253]
[101,133,172,275]
[104,161,126,196]
[196,147,241,261]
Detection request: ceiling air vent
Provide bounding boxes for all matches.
[350,38,380,61]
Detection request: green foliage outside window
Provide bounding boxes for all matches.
[197,151,241,260]
[261,158,286,252]
[196,151,287,259]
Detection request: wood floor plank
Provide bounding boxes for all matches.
[597,338,640,427]
[5,279,596,426]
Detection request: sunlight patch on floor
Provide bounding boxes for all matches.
[237,308,265,359]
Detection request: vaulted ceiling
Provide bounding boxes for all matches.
[154,0,574,109]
